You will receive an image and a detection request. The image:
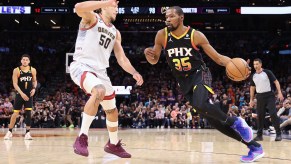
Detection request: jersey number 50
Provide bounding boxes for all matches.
[99,34,112,49]
[172,57,191,71]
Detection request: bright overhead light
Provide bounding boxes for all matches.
[14,19,19,23]
[35,21,39,25]
[50,20,56,25]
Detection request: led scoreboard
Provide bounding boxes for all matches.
[34,7,70,14]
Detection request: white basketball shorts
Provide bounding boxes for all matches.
[69,61,116,109]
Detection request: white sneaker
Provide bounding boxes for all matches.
[269,130,276,134]
[24,132,33,140]
[269,126,275,131]
[4,131,12,140]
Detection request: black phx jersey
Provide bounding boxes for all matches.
[14,66,34,110]
[18,66,33,94]
[164,27,205,94]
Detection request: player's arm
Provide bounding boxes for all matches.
[114,30,143,86]
[194,31,231,67]
[249,75,256,107]
[144,29,165,65]
[75,0,118,25]
[265,69,284,101]
[30,67,37,97]
[32,67,37,89]
[12,68,23,95]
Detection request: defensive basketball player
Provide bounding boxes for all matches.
[144,6,264,162]
[70,0,143,158]
[4,54,37,140]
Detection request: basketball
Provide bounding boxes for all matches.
[226,58,249,82]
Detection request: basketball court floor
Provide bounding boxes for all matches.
[1,128,291,164]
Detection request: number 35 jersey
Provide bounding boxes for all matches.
[74,14,117,70]
[164,26,203,78]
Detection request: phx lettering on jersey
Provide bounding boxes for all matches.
[20,76,32,82]
[167,48,193,57]
[98,27,115,40]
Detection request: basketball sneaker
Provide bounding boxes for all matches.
[231,117,253,143]
[24,132,33,140]
[73,133,89,157]
[4,131,12,140]
[240,145,265,163]
[104,140,131,158]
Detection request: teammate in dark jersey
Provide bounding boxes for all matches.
[144,6,264,162]
[4,54,37,140]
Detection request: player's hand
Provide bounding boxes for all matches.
[132,72,143,86]
[107,0,119,8]
[144,48,156,59]
[249,100,254,108]
[21,93,29,101]
[278,92,284,102]
[30,89,36,97]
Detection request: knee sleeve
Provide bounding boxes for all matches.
[25,110,32,126]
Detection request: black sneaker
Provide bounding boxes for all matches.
[275,134,282,141]
[254,135,263,141]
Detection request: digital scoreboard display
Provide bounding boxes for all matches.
[34,7,70,14]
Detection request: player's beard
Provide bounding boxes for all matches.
[166,22,179,31]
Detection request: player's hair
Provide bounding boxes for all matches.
[168,6,184,16]
[254,58,262,64]
[21,54,30,60]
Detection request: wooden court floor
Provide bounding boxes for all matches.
[1,128,291,164]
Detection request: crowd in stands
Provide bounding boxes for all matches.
[0,29,290,135]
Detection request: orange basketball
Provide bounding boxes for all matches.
[226,58,249,82]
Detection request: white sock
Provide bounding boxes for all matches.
[108,130,118,145]
[79,112,95,136]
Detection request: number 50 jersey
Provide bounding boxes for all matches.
[73,14,117,70]
[164,26,203,78]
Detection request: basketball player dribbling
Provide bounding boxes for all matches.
[70,0,143,158]
[144,6,264,162]
[4,54,37,140]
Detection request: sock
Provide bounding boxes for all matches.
[26,129,30,134]
[79,112,95,136]
[224,116,236,126]
[9,129,13,133]
[242,140,261,148]
[108,131,118,145]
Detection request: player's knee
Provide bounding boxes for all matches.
[104,108,118,116]
[91,84,106,99]
[12,111,20,116]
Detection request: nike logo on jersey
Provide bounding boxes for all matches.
[167,48,193,57]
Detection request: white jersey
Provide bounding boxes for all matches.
[73,14,117,70]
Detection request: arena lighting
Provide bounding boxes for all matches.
[34,21,39,25]
[241,6,291,14]
[14,19,19,23]
[51,26,61,29]
[50,19,56,25]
